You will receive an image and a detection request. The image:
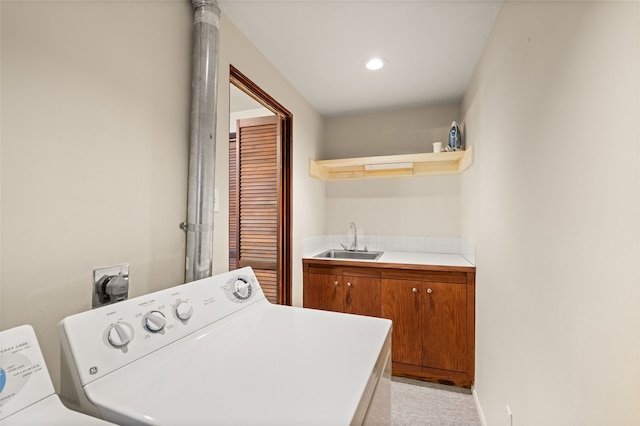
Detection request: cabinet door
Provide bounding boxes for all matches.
[345,275,381,317]
[381,279,422,366]
[306,272,345,313]
[422,282,467,372]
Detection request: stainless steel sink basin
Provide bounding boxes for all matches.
[313,249,384,261]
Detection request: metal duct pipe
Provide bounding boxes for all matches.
[182,0,220,282]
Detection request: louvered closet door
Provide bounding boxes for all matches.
[234,115,280,303]
[228,133,237,271]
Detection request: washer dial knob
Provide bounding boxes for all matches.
[224,275,256,302]
[143,311,166,333]
[107,323,132,348]
[175,301,193,320]
[233,278,252,300]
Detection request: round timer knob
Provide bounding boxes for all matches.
[107,323,132,348]
[235,279,250,298]
[225,276,254,302]
[144,311,166,333]
[175,301,193,321]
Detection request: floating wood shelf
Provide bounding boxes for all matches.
[309,146,473,180]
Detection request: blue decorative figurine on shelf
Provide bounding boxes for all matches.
[448,121,462,151]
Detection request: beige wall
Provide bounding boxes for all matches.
[323,104,460,159]
[461,2,640,425]
[1,0,192,390]
[323,104,462,237]
[0,1,324,391]
[215,13,325,307]
[325,176,460,238]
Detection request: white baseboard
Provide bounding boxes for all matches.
[472,385,487,426]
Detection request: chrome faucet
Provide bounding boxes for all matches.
[339,222,367,252]
[349,222,358,251]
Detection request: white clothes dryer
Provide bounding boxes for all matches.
[0,325,113,425]
[58,267,392,425]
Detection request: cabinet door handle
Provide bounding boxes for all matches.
[334,281,339,286]
[347,282,352,287]
[412,288,418,293]
[427,288,432,294]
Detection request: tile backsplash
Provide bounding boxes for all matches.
[303,235,476,266]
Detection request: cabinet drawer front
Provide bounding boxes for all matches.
[308,265,343,275]
[343,267,381,278]
[308,265,382,278]
[381,270,467,284]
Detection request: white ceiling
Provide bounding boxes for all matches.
[220,0,501,117]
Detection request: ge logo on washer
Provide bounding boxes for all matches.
[89,367,98,375]
[224,275,254,302]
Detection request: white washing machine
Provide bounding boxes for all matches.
[0,325,113,425]
[58,267,392,425]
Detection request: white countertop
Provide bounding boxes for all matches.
[378,251,474,267]
[304,250,474,268]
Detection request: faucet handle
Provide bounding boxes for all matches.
[340,243,348,250]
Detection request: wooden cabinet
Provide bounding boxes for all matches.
[304,265,381,317]
[380,270,474,387]
[303,259,475,388]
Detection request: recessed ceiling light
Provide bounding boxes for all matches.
[364,57,386,71]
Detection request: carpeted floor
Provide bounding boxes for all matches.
[391,377,481,426]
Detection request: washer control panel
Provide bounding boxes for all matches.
[59,267,265,386]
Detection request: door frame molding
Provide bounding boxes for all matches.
[230,65,292,306]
